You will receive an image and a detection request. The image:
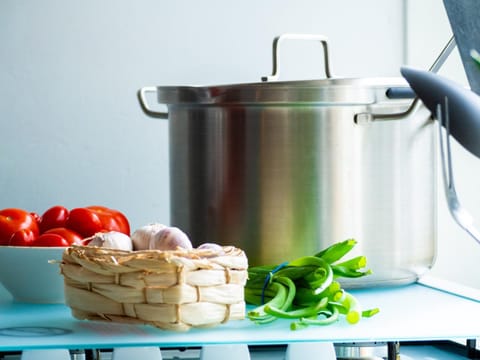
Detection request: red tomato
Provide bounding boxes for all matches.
[65,207,103,238]
[86,206,130,235]
[65,206,130,238]
[44,227,83,245]
[30,212,41,224]
[39,205,69,233]
[9,229,37,246]
[0,208,40,245]
[32,233,69,247]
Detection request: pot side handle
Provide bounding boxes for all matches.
[386,87,416,99]
[262,33,333,82]
[355,36,456,124]
[137,87,168,119]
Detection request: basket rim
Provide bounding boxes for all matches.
[67,243,244,256]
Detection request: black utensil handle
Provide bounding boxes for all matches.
[401,66,480,158]
[386,87,416,99]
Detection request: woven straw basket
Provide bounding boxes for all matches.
[61,245,248,331]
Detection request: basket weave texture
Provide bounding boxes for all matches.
[61,245,248,331]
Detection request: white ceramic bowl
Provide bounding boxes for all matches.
[0,246,66,303]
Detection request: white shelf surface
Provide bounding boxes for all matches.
[0,282,478,351]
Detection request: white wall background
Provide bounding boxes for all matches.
[0,0,478,293]
[0,0,404,225]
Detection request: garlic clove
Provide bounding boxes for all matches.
[149,226,193,251]
[131,223,167,250]
[197,242,225,256]
[197,242,224,251]
[87,231,133,251]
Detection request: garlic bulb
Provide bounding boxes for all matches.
[131,223,167,250]
[149,226,193,251]
[87,231,133,251]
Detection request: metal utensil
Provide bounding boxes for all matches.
[436,99,480,245]
[401,66,480,245]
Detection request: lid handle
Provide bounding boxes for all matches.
[261,34,333,82]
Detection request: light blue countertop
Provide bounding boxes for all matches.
[0,280,479,351]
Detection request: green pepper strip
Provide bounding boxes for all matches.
[313,263,333,295]
[275,276,297,310]
[274,266,317,281]
[334,290,362,324]
[247,265,316,289]
[285,256,333,295]
[332,265,372,278]
[314,239,357,264]
[321,281,342,299]
[247,281,286,320]
[303,265,328,288]
[244,287,276,306]
[333,256,367,270]
[264,296,328,319]
[362,308,380,318]
[290,305,340,330]
[288,256,330,268]
[248,276,297,325]
[294,281,341,307]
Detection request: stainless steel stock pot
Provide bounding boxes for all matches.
[139,34,436,287]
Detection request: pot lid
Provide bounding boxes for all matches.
[154,77,413,106]
[139,34,415,119]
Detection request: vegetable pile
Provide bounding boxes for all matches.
[0,205,130,247]
[245,239,379,330]
[0,204,218,253]
[88,223,197,251]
